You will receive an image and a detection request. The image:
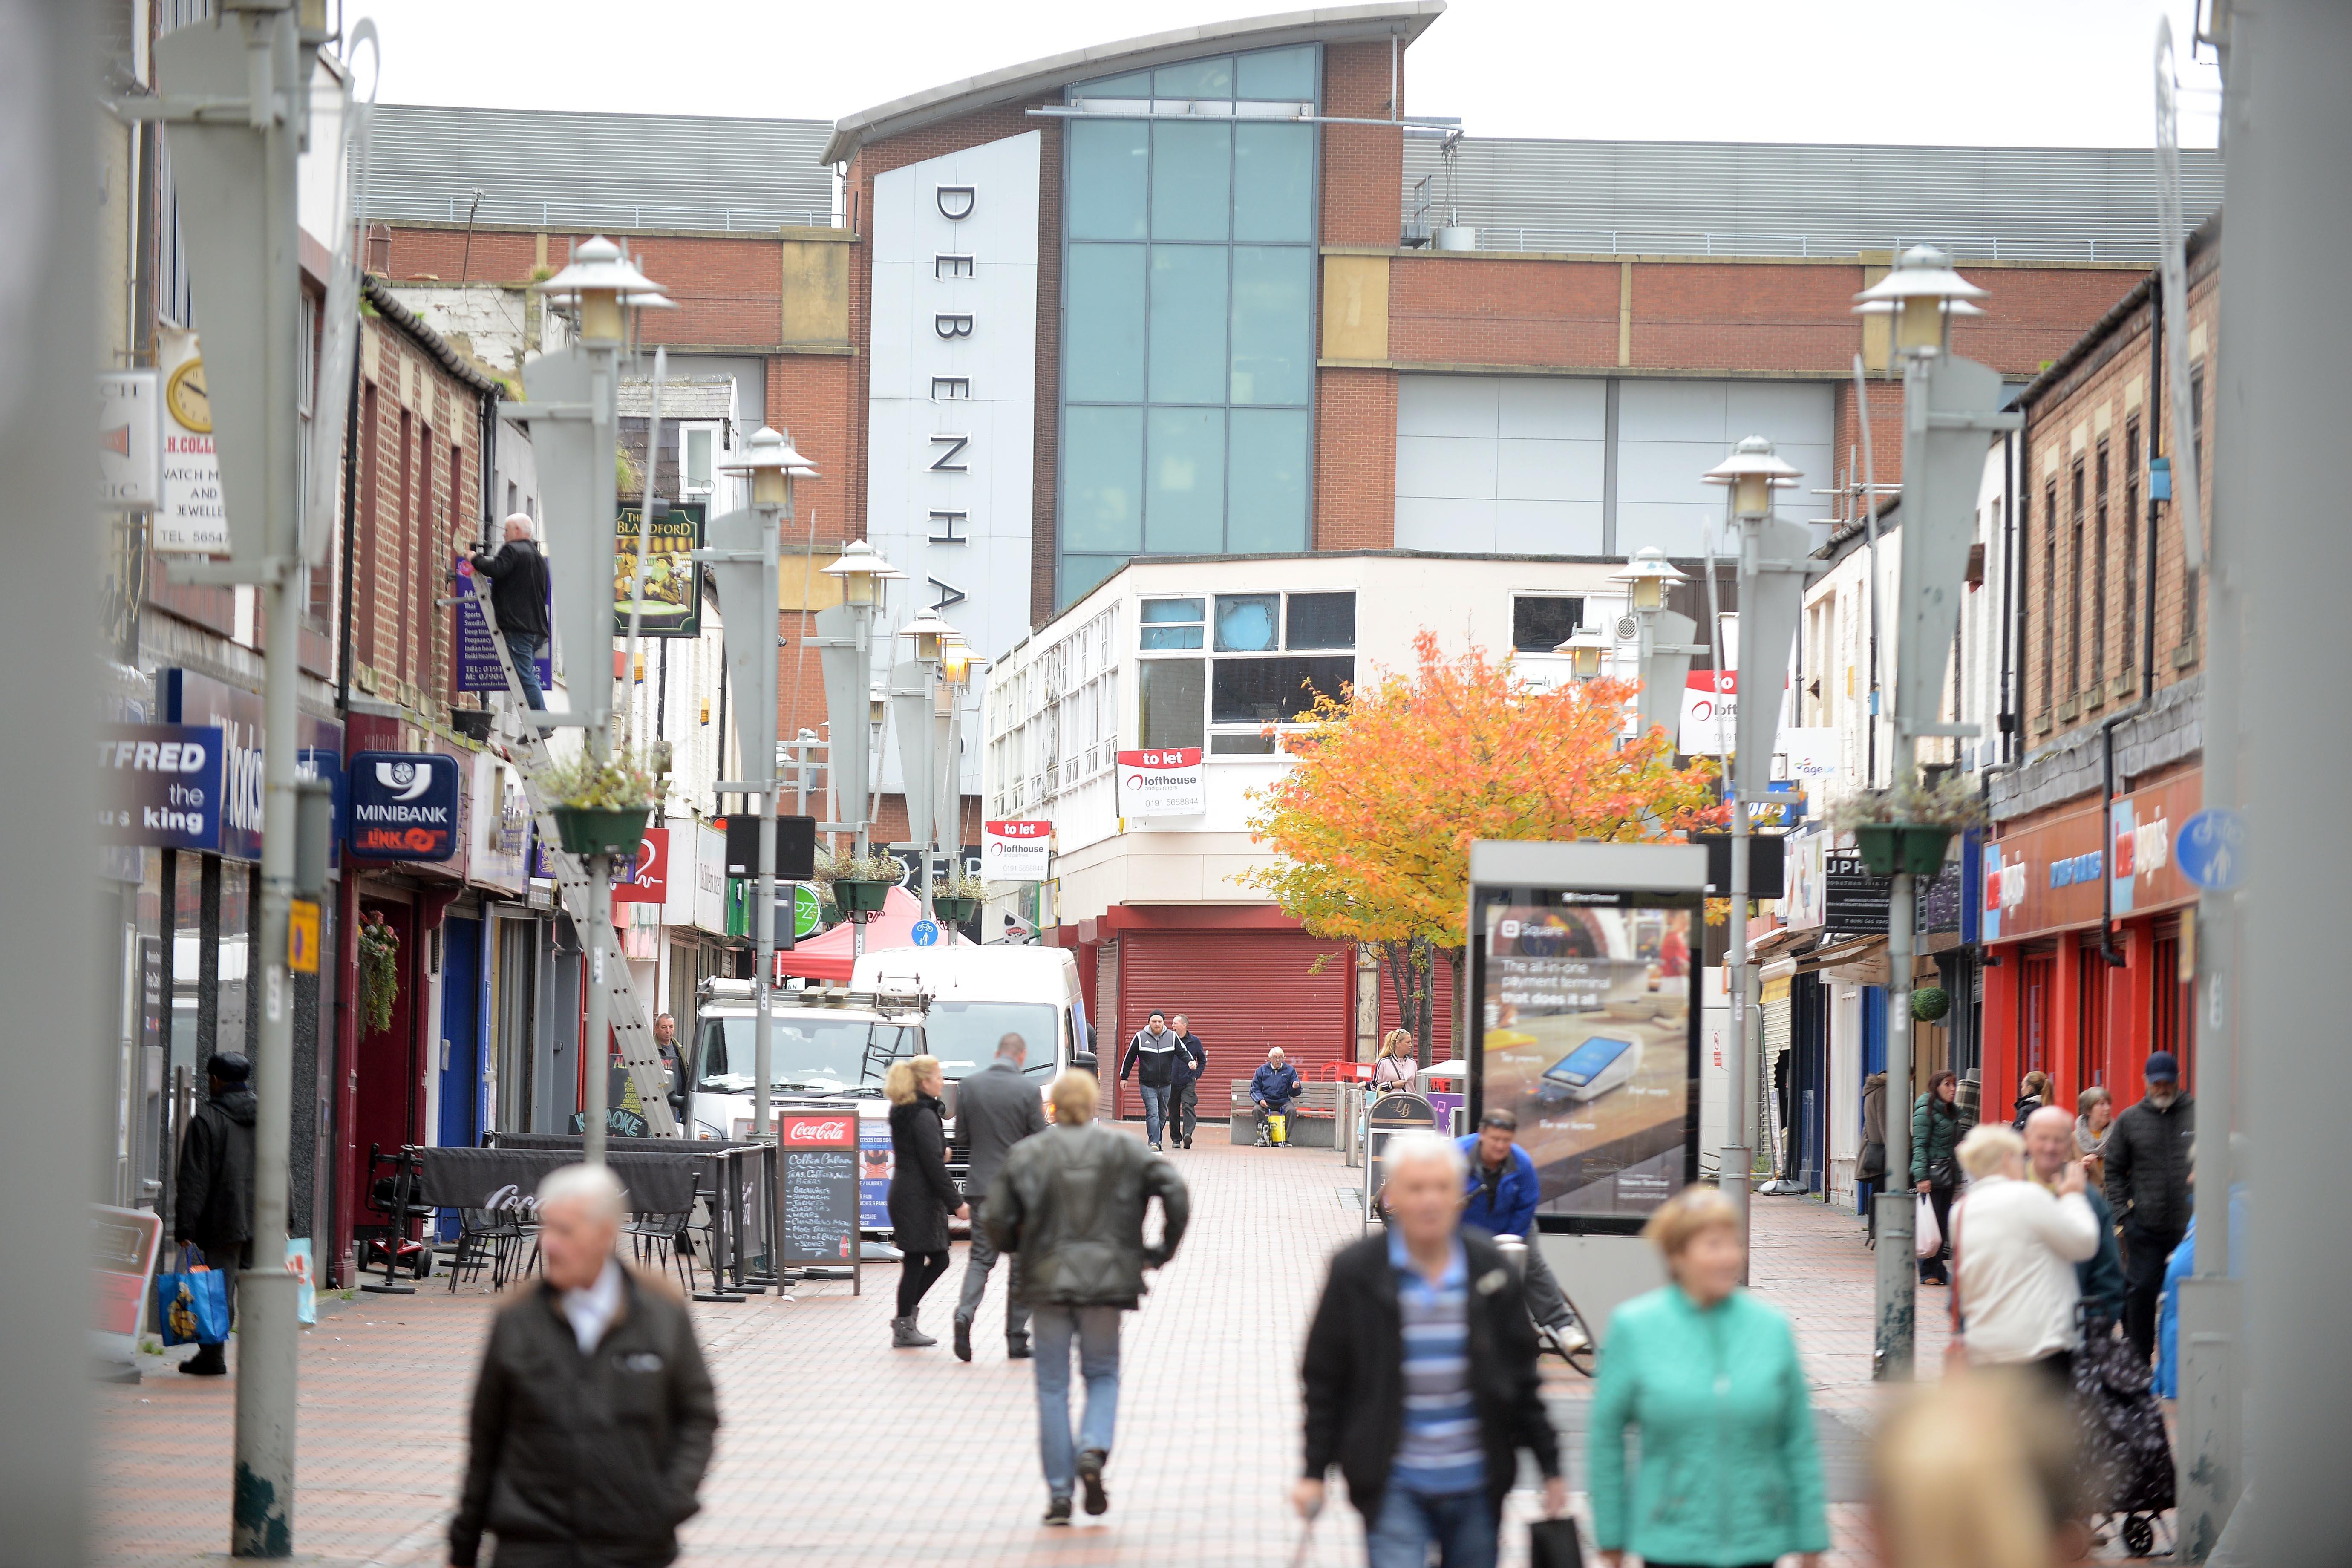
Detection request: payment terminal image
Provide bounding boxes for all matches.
[1535,1033,1643,1106]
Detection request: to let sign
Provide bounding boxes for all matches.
[347,752,462,861]
[1116,749,1205,819]
[982,819,1051,881]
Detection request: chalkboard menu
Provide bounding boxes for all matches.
[776,1112,862,1275]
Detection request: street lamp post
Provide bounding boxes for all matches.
[530,236,672,1166]
[818,541,902,955]
[1555,627,1610,684]
[1611,548,1700,742]
[898,611,960,923]
[1850,244,2016,1380]
[710,427,819,1140]
[1700,436,1808,1268]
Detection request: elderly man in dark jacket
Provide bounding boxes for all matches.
[1297,1129,1565,1562]
[950,1031,1050,1362]
[2104,1051,2197,1360]
[173,1051,257,1377]
[470,514,551,710]
[451,1162,717,1568]
[986,1070,1190,1525]
[1251,1047,1303,1146]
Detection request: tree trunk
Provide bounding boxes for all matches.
[1443,945,1467,1063]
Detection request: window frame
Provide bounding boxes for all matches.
[1509,593,1588,654]
[1133,586,1357,758]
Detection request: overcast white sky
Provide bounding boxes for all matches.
[363,0,2223,148]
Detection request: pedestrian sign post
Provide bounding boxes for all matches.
[2176,808,2247,892]
[911,919,940,948]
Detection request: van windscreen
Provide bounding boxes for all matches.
[921,1001,1059,1081]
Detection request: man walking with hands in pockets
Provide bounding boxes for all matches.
[951,1031,1050,1363]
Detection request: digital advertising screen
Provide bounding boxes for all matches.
[1472,888,1701,1233]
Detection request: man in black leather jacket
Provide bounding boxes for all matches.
[986,1071,1189,1525]
[2103,1051,2196,1360]
[173,1051,257,1377]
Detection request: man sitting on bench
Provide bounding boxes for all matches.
[1250,1048,1303,1147]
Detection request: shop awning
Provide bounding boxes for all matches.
[774,886,968,983]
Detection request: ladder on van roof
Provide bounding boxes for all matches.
[469,573,677,1137]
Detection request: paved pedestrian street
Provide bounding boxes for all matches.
[98,1130,2101,1568]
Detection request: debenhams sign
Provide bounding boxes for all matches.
[865,130,1040,725]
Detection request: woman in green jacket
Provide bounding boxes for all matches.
[1912,1069,1963,1286]
[1590,1187,1827,1568]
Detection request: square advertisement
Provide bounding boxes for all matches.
[1478,900,1698,1226]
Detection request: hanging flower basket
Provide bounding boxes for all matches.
[835,878,895,914]
[1851,822,1955,878]
[551,806,651,858]
[1912,985,1951,1023]
[932,895,980,923]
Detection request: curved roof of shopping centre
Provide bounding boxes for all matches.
[819,0,1447,166]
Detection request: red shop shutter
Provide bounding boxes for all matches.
[1114,927,1349,1117]
[1375,951,1459,1058]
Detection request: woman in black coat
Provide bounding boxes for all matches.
[886,1054,965,1348]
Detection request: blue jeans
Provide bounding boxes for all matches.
[1138,1082,1170,1145]
[1367,1484,1497,1568]
[1030,1303,1121,1499]
[503,631,546,710]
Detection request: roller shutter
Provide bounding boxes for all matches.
[1113,927,1350,1119]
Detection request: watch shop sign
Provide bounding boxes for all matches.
[1116,749,1204,819]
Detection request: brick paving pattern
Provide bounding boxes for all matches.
[96,1134,2153,1566]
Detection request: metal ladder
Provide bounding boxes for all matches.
[468,573,679,1137]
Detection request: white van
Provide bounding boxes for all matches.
[848,944,1098,1100]
[684,979,926,1141]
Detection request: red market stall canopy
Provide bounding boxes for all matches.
[774,886,969,982]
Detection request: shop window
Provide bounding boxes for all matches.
[1212,656,1352,724]
[2021,951,2055,1075]
[1513,595,1585,652]
[1286,592,1356,650]
[1138,659,1205,749]
[1215,594,1280,651]
[2151,930,2187,1076]
[1139,597,1204,649]
[2076,945,2110,1090]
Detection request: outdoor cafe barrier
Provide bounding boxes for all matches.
[482,1132,779,1302]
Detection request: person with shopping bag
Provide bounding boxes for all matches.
[170,1051,257,1377]
[1911,1069,1963,1286]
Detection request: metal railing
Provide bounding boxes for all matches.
[370,192,838,233]
[1401,219,2156,263]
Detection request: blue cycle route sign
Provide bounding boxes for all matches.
[910,919,940,948]
[2175,807,2247,892]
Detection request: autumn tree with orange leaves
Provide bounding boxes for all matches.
[1241,630,1721,1063]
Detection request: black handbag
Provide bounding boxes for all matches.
[1528,1516,1585,1568]
[1856,1140,1887,1182]
[1928,1155,1959,1188]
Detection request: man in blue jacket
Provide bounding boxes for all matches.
[1167,1014,1207,1151]
[1457,1108,1588,1353]
[1250,1048,1302,1146]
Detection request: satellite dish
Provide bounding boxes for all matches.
[1614,615,1639,641]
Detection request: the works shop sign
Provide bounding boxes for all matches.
[347,752,462,862]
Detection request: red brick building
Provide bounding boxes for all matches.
[1977,216,2220,1120]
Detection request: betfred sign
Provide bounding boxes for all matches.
[346,752,462,861]
[1680,670,1737,755]
[98,723,224,850]
[611,826,668,905]
[983,819,1052,882]
[1115,748,1205,819]
[779,1113,857,1148]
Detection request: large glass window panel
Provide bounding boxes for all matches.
[1139,660,1206,748]
[1145,407,1226,553]
[1286,593,1356,649]
[1229,246,1311,405]
[1214,595,1280,651]
[1064,406,1144,552]
[1151,122,1231,242]
[1147,246,1229,404]
[1235,45,1316,101]
[1065,244,1146,401]
[1233,124,1313,242]
[1077,69,1153,99]
[1068,120,1148,240]
[1154,57,1233,99]
[1211,656,1354,723]
[1141,625,1203,650]
[1209,733,1278,755]
[1141,597,1204,622]
[1225,408,1309,552]
[1059,553,1126,608]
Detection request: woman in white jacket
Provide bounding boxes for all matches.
[1948,1123,2100,1391]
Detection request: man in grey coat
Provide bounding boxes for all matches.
[949,1032,1049,1363]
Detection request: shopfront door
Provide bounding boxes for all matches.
[350,899,422,1236]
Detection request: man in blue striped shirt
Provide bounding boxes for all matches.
[1297,1131,1566,1567]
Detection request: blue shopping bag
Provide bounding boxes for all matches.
[154,1246,231,1347]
